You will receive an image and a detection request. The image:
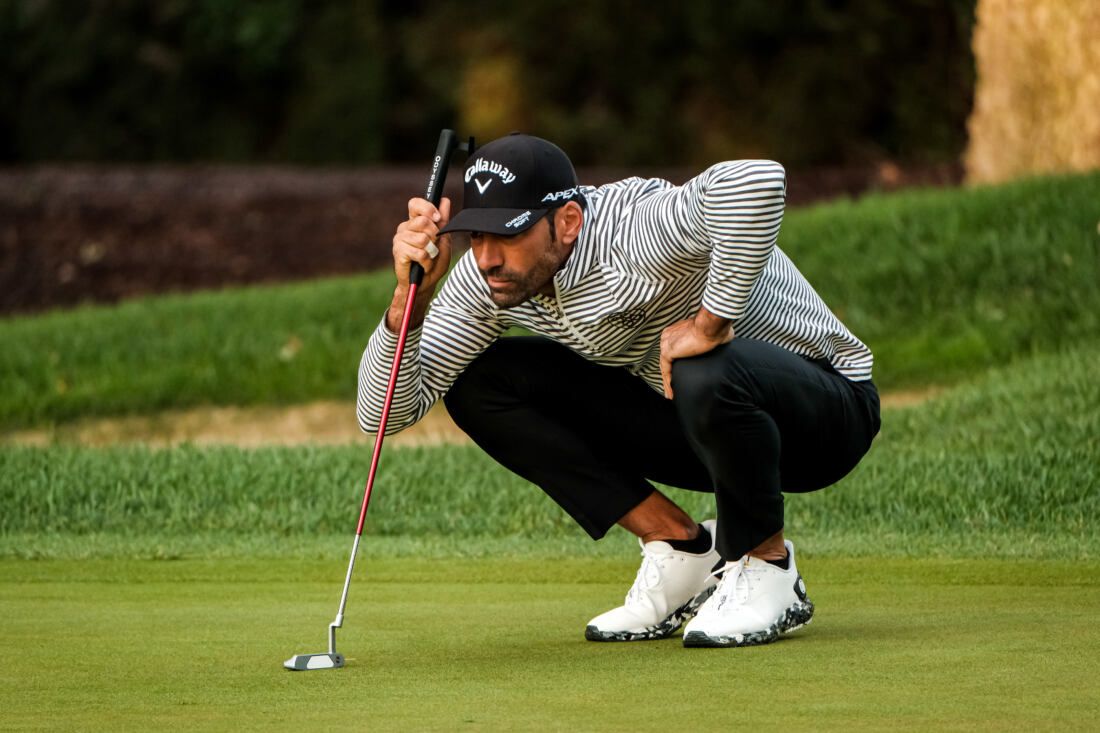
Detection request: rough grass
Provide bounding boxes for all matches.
[2,557,1097,732]
[3,343,1096,561]
[778,171,1100,386]
[0,270,394,429]
[2,172,1098,428]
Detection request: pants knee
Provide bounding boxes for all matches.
[444,337,557,426]
[444,342,508,423]
[671,343,759,438]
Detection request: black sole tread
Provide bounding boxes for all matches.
[681,599,815,648]
[584,585,717,642]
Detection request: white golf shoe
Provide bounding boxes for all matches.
[682,540,814,647]
[585,519,721,642]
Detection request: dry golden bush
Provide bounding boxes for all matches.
[965,0,1100,183]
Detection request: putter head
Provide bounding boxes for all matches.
[283,653,345,671]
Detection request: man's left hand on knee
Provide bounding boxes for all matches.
[660,308,734,398]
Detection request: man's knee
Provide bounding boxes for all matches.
[444,337,560,423]
[671,342,761,436]
[445,340,512,420]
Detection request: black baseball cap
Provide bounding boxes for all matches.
[439,133,581,236]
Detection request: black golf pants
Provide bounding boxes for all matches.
[443,336,881,560]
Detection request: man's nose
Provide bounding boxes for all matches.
[474,239,504,271]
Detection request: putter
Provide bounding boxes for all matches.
[285,129,473,671]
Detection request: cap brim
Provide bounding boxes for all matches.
[439,207,550,236]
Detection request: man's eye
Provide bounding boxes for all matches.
[470,231,482,239]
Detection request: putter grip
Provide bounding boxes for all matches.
[410,129,462,287]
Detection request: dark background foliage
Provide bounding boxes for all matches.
[1,0,976,167]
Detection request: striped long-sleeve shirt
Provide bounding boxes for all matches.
[357,160,873,435]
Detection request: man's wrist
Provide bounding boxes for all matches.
[386,286,431,333]
[694,307,732,340]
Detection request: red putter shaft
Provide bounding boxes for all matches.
[285,129,468,670]
[356,279,419,536]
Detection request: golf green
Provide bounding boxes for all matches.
[2,556,1096,731]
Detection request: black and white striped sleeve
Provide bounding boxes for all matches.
[626,160,787,322]
[356,255,504,435]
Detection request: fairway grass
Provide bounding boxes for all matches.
[2,556,1096,732]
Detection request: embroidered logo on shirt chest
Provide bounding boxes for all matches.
[604,307,647,329]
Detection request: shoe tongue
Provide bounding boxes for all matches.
[641,539,675,555]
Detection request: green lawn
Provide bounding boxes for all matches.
[2,557,1097,732]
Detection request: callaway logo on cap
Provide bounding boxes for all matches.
[440,133,581,236]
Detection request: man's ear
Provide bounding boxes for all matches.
[558,201,584,245]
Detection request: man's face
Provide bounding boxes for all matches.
[470,215,572,308]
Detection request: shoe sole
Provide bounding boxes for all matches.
[585,585,718,642]
[682,599,815,648]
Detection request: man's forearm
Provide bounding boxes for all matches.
[385,285,435,333]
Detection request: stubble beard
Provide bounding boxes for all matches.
[481,238,567,309]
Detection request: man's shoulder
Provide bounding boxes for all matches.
[590,175,675,199]
[583,176,676,219]
[589,161,784,197]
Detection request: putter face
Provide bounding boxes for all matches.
[284,653,345,671]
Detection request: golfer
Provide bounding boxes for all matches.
[358,133,880,647]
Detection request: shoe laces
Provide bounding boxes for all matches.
[624,546,667,607]
[708,556,758,610]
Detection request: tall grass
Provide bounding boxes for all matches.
[3,344,1096,559]
[2,172,1098,428]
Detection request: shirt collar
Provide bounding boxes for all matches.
[552,190,598,292]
